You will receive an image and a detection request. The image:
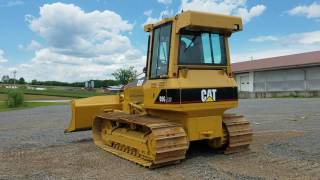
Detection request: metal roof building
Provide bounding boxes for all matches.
[232,51,320,94]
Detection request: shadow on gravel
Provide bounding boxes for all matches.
[70,138,92,143]
[186,140,221,159]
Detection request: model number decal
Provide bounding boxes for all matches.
[159,96,173,103]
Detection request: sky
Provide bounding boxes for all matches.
[0,0,319,82]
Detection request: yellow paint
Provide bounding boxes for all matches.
[65,11,249,167]
[65,95,122,132]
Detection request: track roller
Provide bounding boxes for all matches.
[92,112,189,168]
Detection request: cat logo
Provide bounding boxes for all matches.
[201,89,217,102]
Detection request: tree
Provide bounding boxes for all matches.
[112,66,137,85]
[18,77,25,84]
[1,75,9,83]
[31,79,38,85]
[7,89,24,108]
[8,79,15,84]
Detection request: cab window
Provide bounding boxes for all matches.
[179,30,227,65]
[150,23,172,78]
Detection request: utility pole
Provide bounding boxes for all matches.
[13,70,17,85]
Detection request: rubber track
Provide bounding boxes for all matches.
[93,112,189,168]
[223,114,253,154]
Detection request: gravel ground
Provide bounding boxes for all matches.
[1,98,320,179]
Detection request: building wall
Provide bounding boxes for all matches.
[306,67,320,90]
[235,66,320,92]
[234,72,253,92]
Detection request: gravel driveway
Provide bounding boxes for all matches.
[1,98,320,179]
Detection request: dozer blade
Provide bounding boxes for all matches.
[65,95,122,133]
[92,112,189,168]
[223,114,253,154]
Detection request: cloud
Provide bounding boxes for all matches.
[143,1,266,26]
[0,0,24,7]
[249,31,320,46]
[180,0,266,23]
[288,2,320,19]
[2,2,145,82]
[283,31,320,46]
[7,46,145,82]
[143,9,173,25]
[7,0,23,7]
[236,5,266,23]
[12,48,145,81]
[19,40,42,51]
[0,49,8,63]
[158,0,172,5]
[249,35,278,42]
[26,3,133,57]
[235,31,320,62]
[144,10,153,16]
[231,47,320,62]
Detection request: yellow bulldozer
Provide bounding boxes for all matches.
[65,11,252,168]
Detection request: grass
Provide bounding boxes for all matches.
[0,87,105,98]
[0,85,108,112]
[0,94,7,101]
[0,94,73,101]
[0,101,68,112]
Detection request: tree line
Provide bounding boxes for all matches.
[1,77,120,88]
[30,79,120,88]
[1,65,139,88]
[1,75,25,84]
[1,75,120,88]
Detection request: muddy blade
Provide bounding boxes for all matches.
[92,112,189,168]
[223,114,253,154]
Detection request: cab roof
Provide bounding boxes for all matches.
[144,10,243,33]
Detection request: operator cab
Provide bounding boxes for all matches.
[144,11,242,80]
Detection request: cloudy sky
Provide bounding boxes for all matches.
[0,0,319,82]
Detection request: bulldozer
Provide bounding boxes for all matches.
[65,11,252,168]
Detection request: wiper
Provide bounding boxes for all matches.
[184,35,197,52]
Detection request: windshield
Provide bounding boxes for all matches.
[179,31,227,65]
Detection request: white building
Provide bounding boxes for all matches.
[232,51,320,93]
[106,85,123,92]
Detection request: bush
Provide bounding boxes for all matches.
[7,89,24,108]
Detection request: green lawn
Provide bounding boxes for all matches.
[0,86,108,112]
[0,94,7,101]
[0,101,68,112]
[0,94,74,101]
[0,87,105,98]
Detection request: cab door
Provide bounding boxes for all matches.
[144,22,173,107]
[149,23,172,79]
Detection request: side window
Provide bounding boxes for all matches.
[201,33,211,64]
[211,34,226,65]
[150,23,172,78]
